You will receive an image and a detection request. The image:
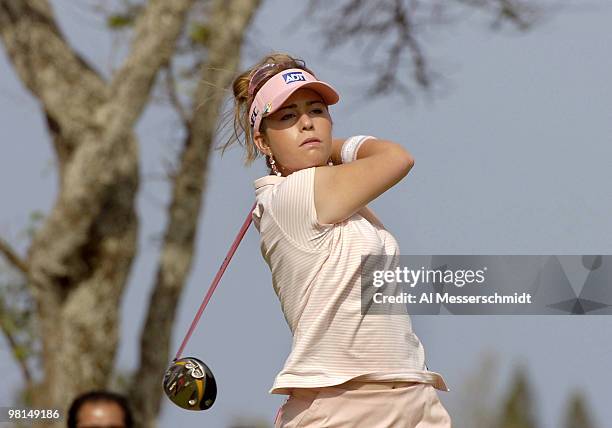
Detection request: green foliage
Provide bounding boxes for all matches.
[0,276,40,413]
[0,244,41,384]
[497,365,538,428]
[189,23,211,46]
[564,390,596,428]
[107,13,135,29]
[0,279,40,365]
[21,210,44,240]
[456,351,500,428]
[105,3,143,31]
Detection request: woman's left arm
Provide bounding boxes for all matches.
[329,138,385,228]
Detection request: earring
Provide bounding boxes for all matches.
[269,154,282,177]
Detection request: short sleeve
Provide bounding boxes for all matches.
[269,167,333,251]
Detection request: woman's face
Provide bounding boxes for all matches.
[254,88,333,176]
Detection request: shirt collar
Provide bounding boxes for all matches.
[253,174,285,189]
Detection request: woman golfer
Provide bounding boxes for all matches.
[227,53,452,427]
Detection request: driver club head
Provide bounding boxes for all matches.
[162,357,217,411]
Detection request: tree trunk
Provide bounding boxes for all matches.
[0,1,195,426]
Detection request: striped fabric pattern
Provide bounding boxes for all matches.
[253,162,449,395]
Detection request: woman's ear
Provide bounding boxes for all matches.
[253,130,270,155]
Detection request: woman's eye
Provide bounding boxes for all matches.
[311,108,323,114]
[281,113,295,120]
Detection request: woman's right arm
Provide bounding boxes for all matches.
[315,137,414,225]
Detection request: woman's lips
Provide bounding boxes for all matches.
[301,139,321,147]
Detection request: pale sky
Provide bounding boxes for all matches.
[1,1,611,427]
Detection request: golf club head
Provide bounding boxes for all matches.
[162,357,217,411]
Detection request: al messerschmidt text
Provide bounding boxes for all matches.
[373,292,532,304]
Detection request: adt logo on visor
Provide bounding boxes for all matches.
[283,71,306,83]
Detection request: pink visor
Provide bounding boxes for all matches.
[248,68,340,133]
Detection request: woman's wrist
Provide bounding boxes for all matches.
[338,136,376,164]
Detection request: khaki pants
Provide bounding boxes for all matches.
[274,383,452,428]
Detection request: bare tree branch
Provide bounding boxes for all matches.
[304,0,546,99]
[0,238,28,276]
[164,61,190,128]
[105,0,196,141]
[19,0,197,293]
[454,0,543,30]
[0,0,107,157]
[0,297,33,388]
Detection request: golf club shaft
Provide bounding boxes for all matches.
[174,201,257,360]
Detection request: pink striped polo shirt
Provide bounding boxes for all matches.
[252,164,449,395]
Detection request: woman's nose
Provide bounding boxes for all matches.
[299,112,314,130]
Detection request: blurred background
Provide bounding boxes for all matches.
[1,0,611,427]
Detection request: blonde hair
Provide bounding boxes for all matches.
[217,52,315,169]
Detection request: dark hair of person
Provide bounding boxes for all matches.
[67,390,133,428]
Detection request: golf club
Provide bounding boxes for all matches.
[163,201,257,411]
